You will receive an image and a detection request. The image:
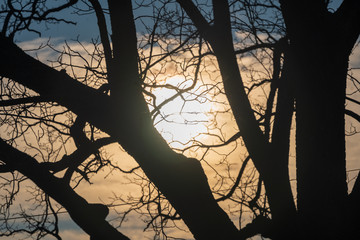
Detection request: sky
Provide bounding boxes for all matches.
[2,1,230,239]
[2,0,360,240]
[14,1,103,42]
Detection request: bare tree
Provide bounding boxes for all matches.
[0,0,360,239]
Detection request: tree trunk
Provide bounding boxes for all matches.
[293,37,348,239]
[212,40,297,233]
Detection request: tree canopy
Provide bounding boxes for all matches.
[0,0,360,239]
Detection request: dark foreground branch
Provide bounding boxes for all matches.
[238,216,273,239]
[0,139,130,240]
[0,33,239,240]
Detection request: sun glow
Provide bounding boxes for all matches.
[149,75,211,146]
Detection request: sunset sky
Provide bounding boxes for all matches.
[2,0,360,240]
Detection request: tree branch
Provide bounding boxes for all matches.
[234,42,275,55]
[88,0,112,68]
[216,156,250,202]
[335,0,360,52]
[0,34,240,240]
[0,96,49,107]
[345,109,360,123]
[238,216,273,239]
[212,0,231,31]
[177,0,297,226]
[346,96,360,106]
[0,138,129,240]
[107,0,140,97]
[0,164,13,173]
[279,1,329,38]
[40,137,114,174]
[176,0,213,40]
[39,0,79,19]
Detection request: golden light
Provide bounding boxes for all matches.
[150,75,211,146]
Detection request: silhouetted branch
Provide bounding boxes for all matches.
[89,0,112,68]
[216,156,250,202]
[0,96,49,107]
[0,164,12,173]
[345,109,360,123]
[234,42,275,55]
[176,0,212,40]
[38,0,79,19]
[40,137,114,174]
[0,138,130,240]
[346,96,360,106]
[238,216,273,239]
[335,0,360,52]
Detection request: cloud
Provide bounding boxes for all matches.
[58,230,88,240]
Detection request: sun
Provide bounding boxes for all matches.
[149,75,211,146]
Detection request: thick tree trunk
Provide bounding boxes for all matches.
[293,39,348,239]
[278,1,360,237]
[212,40,297,228]
[106,1,240,238]
[177,2,297,237]
[177,2,298,234]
